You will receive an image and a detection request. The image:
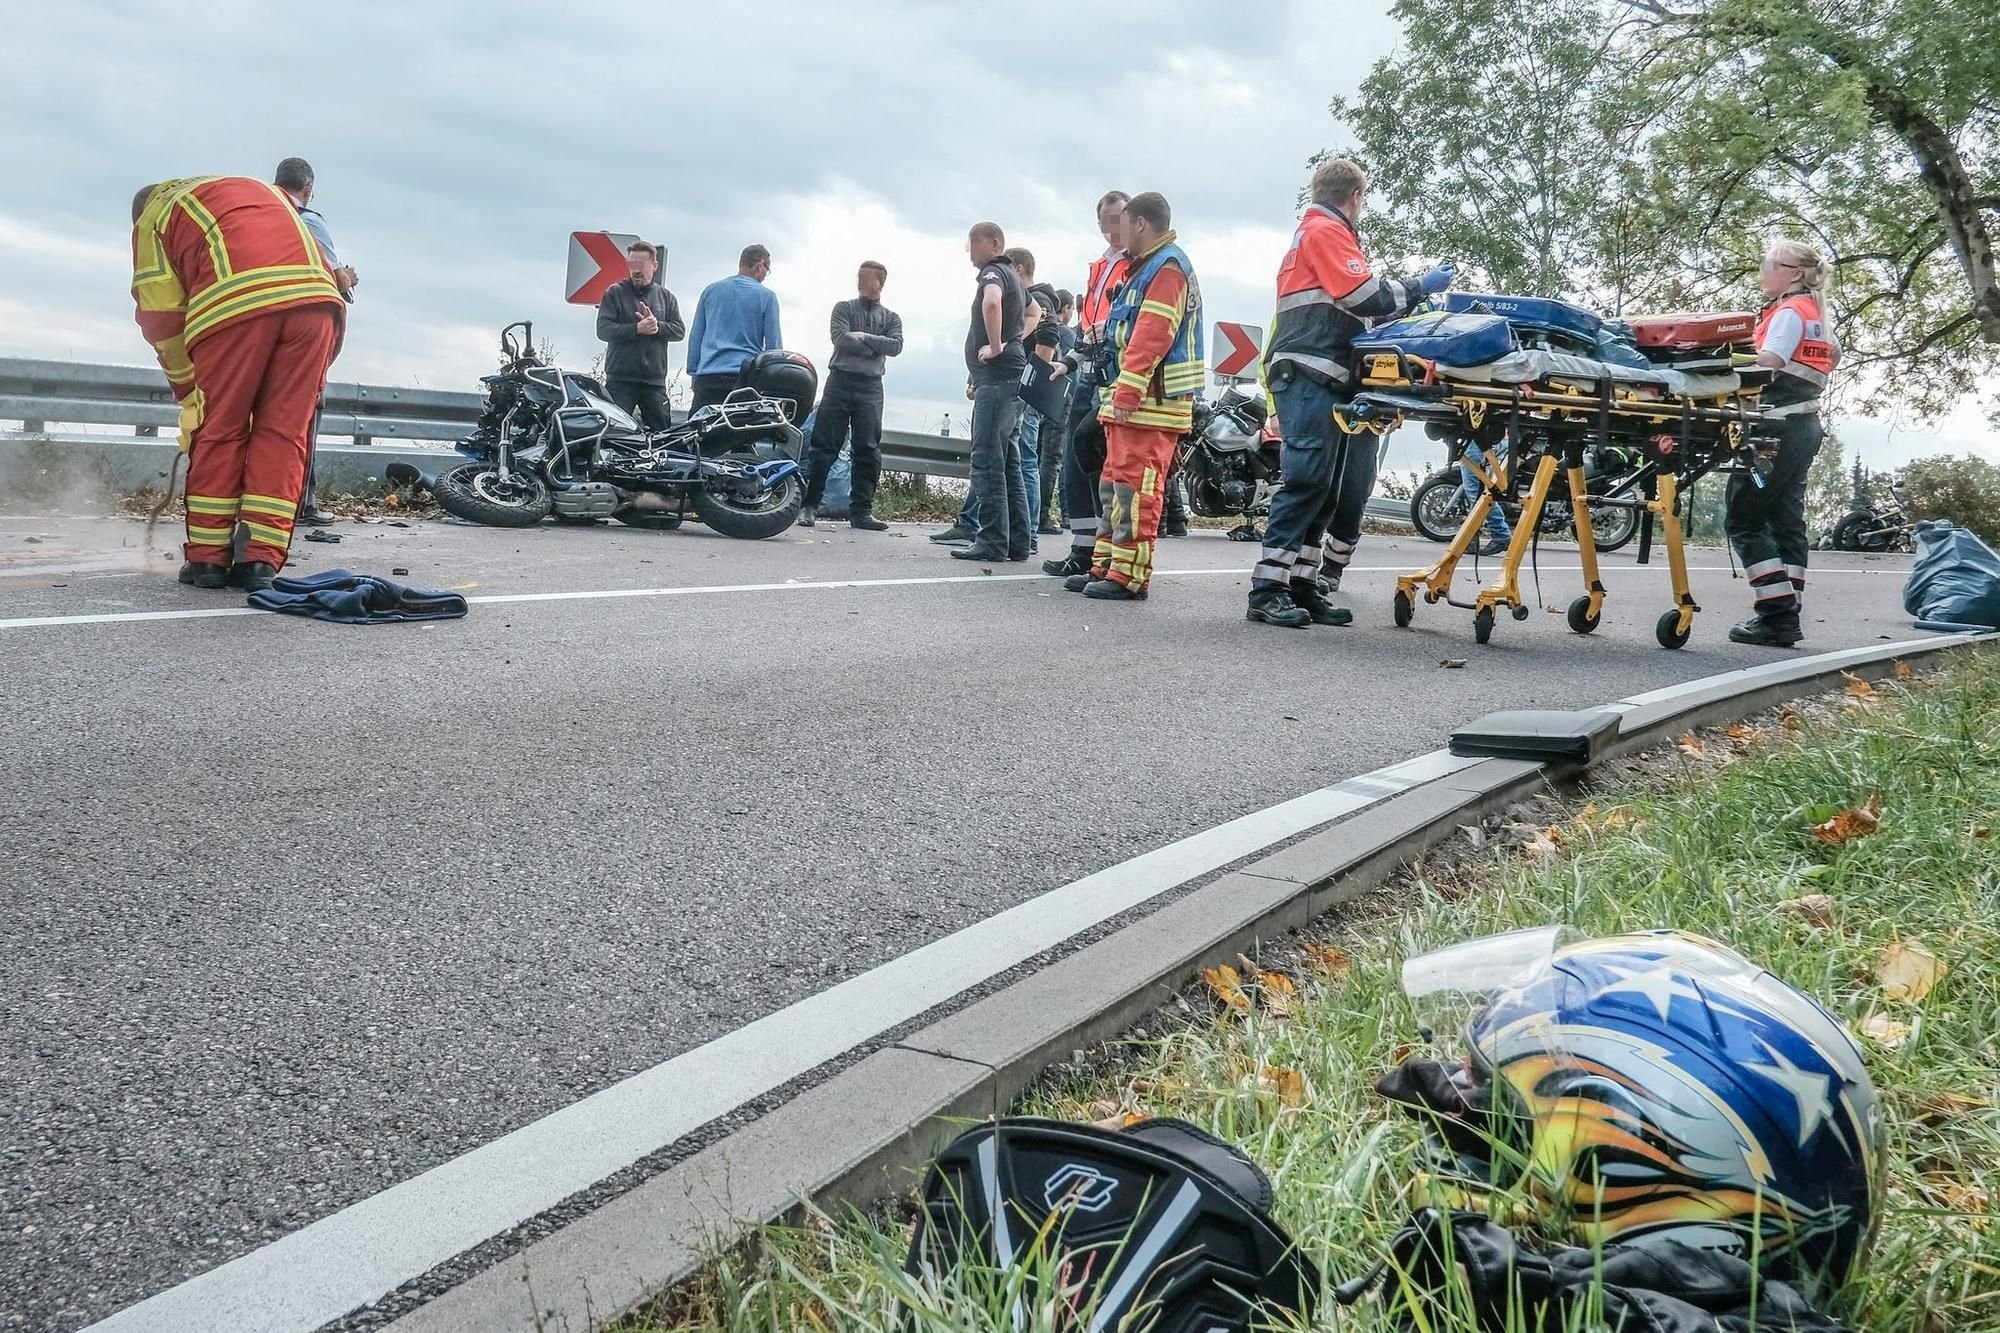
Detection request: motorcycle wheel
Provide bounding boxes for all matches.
[1587,501,1640,553]
[1833,511,1888,552]
[432,463,552,528]
[1411,470,1471,544]
[692,471,804,539]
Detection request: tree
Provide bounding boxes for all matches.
[1902,454,2000,543]
[1327,0,2000,418]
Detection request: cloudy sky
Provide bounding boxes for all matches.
[0,0,1988,473]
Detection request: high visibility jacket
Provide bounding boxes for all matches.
[1754,290,1839,411]
[1080,248,1131,336]
[132,177,344,444]
[1102,232,1204,431]
[1265,204,1421,388]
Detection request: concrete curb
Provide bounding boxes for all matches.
[385,631,1988,1333]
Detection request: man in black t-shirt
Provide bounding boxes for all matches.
[952,221,1029,563]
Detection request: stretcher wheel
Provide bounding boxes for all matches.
[1656,609,1692,650]
[1510,604,1530,622]
[1474,608,1495,645]
[1567,597,1601,635]
[1392,589,1414,628]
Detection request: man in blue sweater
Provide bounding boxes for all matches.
[686,244,783,411]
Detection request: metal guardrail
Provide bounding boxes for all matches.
[0,356,1418,513]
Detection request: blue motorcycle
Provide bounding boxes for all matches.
[433,322,808,539]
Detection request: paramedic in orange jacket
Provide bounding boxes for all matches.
[1068,192,1202,601]
[1727,239,1841,648]
[1249,158,1452,628]
[131,177,345,591]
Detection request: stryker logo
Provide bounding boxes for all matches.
[1043,1162,1120,1214]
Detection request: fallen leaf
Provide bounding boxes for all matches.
[1257,1064,1308,1109]
[1440,659,1468,669]
[1878,940,1948,1003]
[1725,722,1760,747]
[1200,965,1252,1015]
[1579,803,1599,822]
[1088,1102,1146,1132]
[1596,807,1633,831]
[1974,827,1991,840]
[1677,733,1705,759]
[1859,1013,1912,1050]
[1523,831,1561,860]
[1460,823,1488,851]
[1914,1090,1990,1125]
[1921,1177,1991,1221]
[1084,1098,1120,1121]
[1894,659,1913,681]
[1782,707,1805,732]
[383,492,403,507]
[1775,893,1837,929]
[1540,825,1564,845]
[1300,942,1352,979]
[1843,671,1877,699]
[1811,793,1883,846]
[1258,971,1298,996]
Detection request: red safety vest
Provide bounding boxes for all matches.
[1754,291,1837,408]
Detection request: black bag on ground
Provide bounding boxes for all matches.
[903,1116,1319,1332]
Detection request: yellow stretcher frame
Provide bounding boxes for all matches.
[1350,351,1769,650]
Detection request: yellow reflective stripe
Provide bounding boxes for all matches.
[185,496,240,515]
[1139,300,1182,321]
[186,264,334,320]
[175,191,232,280]
[1115,371,1150,389]
[186,523,235,542]
[184,278,340,342]
[241,519,293,546]
[261,180,330,265]
[239,492,298,517]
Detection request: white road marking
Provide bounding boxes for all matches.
[0,564,1904,633]
[82,750,1474,1332]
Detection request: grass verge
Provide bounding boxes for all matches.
[629,650,2000,1332]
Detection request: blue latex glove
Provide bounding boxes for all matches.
[1419,263,1457,295]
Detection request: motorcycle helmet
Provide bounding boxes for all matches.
[1386,928,1882,1292]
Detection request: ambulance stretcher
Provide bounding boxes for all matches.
[1335,300,1776,649]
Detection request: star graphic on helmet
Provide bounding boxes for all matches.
[1746,1038,1837,1148]
[1594,960,1705,1022]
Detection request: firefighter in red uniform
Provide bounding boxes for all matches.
[1249,158,1453,627]
[1067,192,1202,601]
[1728,239,1841,647]
[131,177,345,591]
[1042,191,1133,579]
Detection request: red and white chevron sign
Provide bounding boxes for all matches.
[1212,321,1263,380]
[565,231,644,305]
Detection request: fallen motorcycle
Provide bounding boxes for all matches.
[431,322,808,538]
[1828,475,1915,552]
[1177,384,1282,539]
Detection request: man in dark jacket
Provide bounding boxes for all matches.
[595,240,684,430]
[802,260,904,530]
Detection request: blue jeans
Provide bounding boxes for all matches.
[958,404,1041,540]
[1460,441,1510,542]
[967,381,1027,555]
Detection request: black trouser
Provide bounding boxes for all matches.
[1322,427,1379,573]
[1038,400,1065,522]
[1060,393,1109,553]
[1726,411,1821,619]
[806,370,885,515]
[605,378,671,431]
[301,397,325,512]
[690,373,739,411]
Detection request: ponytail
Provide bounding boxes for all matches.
[1768,239,1830,293]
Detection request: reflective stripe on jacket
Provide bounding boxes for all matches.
[1265,204,1421,387]
[1102,234,1203,431]
[1754,291,1839,409]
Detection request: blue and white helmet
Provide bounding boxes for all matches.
[1409,928,1882,1289]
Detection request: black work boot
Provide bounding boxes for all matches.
[230,561,279,592]
[1084,578,1145,601]
[1289,581,1354,627]
[1043,549,1092,578]
[1728,612,1803,648]
[177,561,230,590]
[1247,585,1312,628]
[798,505,817,527]
[1064,570,1101,593]
[850,513,889,531]
[1163,478,1189,537]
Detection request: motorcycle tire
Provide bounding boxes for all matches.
[1411,469,1472,544]
[1832,511,1888,552]
[432,463,553,528]
[692,471,804,540]
[1587,501,1640,553]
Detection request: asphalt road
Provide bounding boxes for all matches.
[0,509,1926,1330]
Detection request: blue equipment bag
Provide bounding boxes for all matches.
[1353,313,1516,369]
[1904,520,2000,631]
[1444,292,1602,347]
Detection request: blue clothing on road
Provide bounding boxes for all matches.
[686,274,782,377]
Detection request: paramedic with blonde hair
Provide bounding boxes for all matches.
[1727,239,1841,648]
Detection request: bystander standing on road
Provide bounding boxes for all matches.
[950,222,1028,564]
[1011,247,1065,546]
[686,245,782,411]
[273,157,353,528]
[802,260,903,531]
[595,240,683,431]
[1040,191,1130,578]
[1038,288,1077,533]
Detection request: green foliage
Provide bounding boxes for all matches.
[1327,0,2000,420]
[1901,453,2000,543]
